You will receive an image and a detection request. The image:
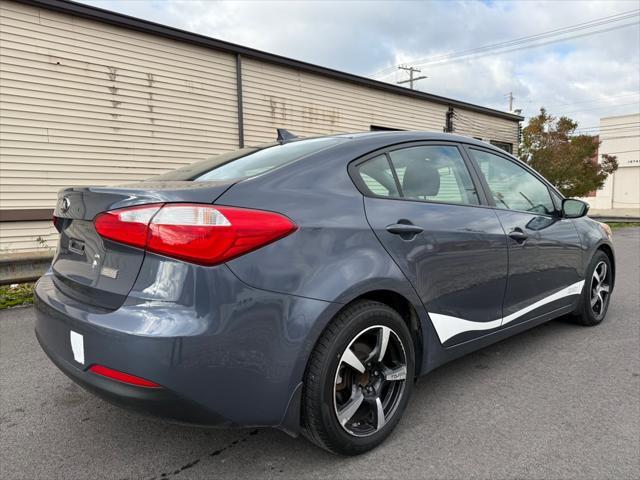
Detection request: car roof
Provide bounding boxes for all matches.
[324,130,510,154]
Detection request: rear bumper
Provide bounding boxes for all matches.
[35,326,226,425]
[34,258,337,431]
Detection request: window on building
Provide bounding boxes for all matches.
[489,140,513,154]
[469,149,555,215]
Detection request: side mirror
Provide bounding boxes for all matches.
[562,198,589,218]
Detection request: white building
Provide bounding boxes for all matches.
[582,113,640,217]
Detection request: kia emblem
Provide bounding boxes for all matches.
[59,196,71,214]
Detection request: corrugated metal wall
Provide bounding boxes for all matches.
[0,0,520,253]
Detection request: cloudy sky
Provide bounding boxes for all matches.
[79,0,639,131]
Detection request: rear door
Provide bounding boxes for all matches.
[465,147,583,327]
[353,142,509,346]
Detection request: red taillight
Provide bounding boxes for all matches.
[94,204,162,248]
[88,365,161,388]
[94,203,297,265]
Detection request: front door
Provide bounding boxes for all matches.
[353,143,509,346]
[466,147,583,327]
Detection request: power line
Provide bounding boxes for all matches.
[531,92,640,109]
[559,102,640,115]
[375,9,638,75]
[576,120,640,129]
[574,124,640,133]
[373,9,639,77]
[413,22,638,70]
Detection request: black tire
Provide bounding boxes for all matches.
[301,300,415,455]
[571,250,613,326]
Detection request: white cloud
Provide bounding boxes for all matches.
[81,0,640,130]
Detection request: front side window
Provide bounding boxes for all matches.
[387,145,480,205]
[469,149,555,215]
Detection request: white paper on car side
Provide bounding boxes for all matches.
[429,280,585,344]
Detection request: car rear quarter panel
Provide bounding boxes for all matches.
[218,143,424,307]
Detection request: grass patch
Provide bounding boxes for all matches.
[607,222,640,229]
[0,282,35,309]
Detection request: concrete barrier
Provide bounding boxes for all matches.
[0,251,53,285]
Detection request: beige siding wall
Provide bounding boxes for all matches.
[0,0,519,254]
[0,0,239,252]
[452,108,520,155]
[241,58,447,145]
[241,58,519,152]
[0,220,57,253]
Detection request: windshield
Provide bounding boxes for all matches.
[151,137,347,182]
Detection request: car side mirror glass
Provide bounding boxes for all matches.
[562,198,589,218]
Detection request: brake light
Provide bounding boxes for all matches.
[89,365,161,388]
[94,204,297,265]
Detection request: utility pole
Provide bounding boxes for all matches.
[506,91,514,111]
[397,66,427,90]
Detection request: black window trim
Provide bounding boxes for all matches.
[348,140,492,209]
[462,144,563,218]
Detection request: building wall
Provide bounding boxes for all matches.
[241,58,519,151]
[579,113,640,214]
[0,0,520,253]
[0,0,239,251]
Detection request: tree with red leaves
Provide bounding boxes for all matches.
[519,108,618,197]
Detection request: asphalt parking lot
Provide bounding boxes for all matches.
[1,227,638,480]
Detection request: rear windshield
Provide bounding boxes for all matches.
[151,137,347,182]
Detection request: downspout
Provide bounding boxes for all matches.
[444,106,454,133]
[236,53,245,148]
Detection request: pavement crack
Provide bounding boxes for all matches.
[148,429,259,480]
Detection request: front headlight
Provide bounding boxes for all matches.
[597,221,612,240]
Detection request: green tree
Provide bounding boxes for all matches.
[519,108,618,197]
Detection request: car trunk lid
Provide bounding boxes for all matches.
[51,181,233,310]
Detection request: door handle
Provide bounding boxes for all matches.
[508,228,528,243]
[386,223,424,235]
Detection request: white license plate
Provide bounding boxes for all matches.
[70,331,84,364]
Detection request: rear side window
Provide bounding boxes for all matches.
[152,137,346,181]
[354,145,480,206]
[357,155,400,197]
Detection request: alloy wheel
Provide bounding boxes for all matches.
[590,261,610,318]
[333,325,408,437]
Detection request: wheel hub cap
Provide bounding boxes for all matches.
[333,325,407,437]
[590,261,610,318]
